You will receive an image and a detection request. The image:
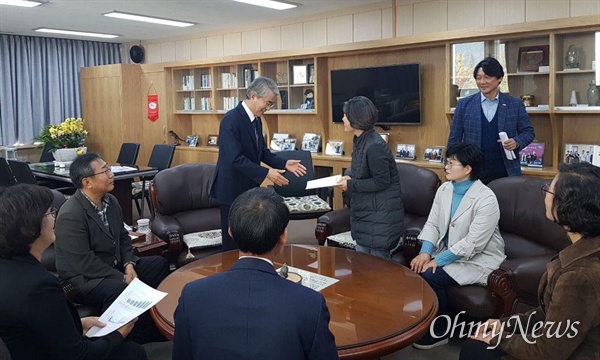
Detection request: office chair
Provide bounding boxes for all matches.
[7,160,75,195]
[0,158,17,187]
[133,144,176,217]
[271,150,332,220]
[116,143,140,166]
[39,142,55,163]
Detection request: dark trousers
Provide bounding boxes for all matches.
[420,267,459,334]
[220,204,238,251]
[103,341,148,360]
[460,339,506,360]
[80,256,170,344]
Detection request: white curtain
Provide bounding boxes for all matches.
[0,35,121,145]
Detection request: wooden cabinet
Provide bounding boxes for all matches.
[449,29,600,177]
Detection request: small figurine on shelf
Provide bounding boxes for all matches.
[565,45,580,70]
[301,89,314,110]
[587,80,599,106]
[168,130,185,146]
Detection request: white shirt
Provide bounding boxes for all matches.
[239,255,274,267]
[241,101,256,123]
[480,91,500,122]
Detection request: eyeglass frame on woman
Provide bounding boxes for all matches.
[443,159,464,168]
[540,183,556,197]
[45,207,57,219]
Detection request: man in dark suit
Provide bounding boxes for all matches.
[211,76,307,251]
[54,153,169,320]
[172,187,339,360]
[448,57,535,184]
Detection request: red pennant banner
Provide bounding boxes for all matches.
[148,94,159,122]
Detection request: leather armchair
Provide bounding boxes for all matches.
[150,163,222,269]
[315,162,441,262]
[402,176,570,319]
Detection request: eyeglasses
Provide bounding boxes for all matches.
[443,159,464,168]
[262,98,276,109]
[45,207,57,219]
[541,183,556,197]
[90,167,113,177]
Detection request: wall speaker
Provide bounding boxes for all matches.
[129,45,144,64]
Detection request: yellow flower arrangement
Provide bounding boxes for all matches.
[37,117,88,149]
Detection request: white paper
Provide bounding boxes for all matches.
[498,132,516,160]
[305,175,342,190]
[86,278,167,337]
[277,266,339,292]
[110,166,138,174]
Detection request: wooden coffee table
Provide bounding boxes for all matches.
[131,233,168,257]
[151,245,438,359]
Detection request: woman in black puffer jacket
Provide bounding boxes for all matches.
[338,96,404,259]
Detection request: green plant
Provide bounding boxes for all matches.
[35,118,88,149]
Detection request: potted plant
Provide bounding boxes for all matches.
[35,118,88,162]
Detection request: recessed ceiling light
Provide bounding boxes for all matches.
[0,0,42,7]
[233,0,296,10]
[34,28,119,39]
[103,10,195,27]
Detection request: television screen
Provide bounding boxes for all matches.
[331,63,422,126]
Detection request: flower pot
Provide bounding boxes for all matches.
[52,147,87,162]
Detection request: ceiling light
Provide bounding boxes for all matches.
[233,0,296,10]
[0,0,42,7]
[34,28,119,39]
[103,10,195,27]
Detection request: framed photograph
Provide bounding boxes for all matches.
[379,133,389,144]
[186,134,199,147]
[302,133,321,153]
[292,65,307,85]
[396,144,416,160]
[307,64,315,84]
[325,140,344,156]
[207,134,218,147]
[423,146,444,162]
[517,45,549,72]
[281,138,297,151]
[270,133,289,151]
[519,142,545,167]
[563,143,600,166]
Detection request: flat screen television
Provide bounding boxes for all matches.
[331,63,422,127]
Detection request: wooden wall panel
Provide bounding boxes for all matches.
[327,15,353,46]
[138,70,169,166]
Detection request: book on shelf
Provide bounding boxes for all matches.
[182,75,194,90]
[199,97,211,110]
[221,73,237,89]
[280,90,288,109]
[243,68,260,88]
[201,74,212,88]
[223,96,238,111]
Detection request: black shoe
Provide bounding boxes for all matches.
[412,332,449,350]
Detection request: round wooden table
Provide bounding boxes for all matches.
[151,245,438,359]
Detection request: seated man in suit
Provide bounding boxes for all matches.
[172,187,339,360]
[54,153,170,339]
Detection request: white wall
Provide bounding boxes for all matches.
[133,0,600,64]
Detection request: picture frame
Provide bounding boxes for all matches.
[207,134,218,147]
[186,134,199,147]
[563,143,600,166]
[379,133,389,144]
[396,144,416,160]
[307,64,315,84]
[519,142,545,167]
[325,140,344,156]
[301,133,321,153]
[423,146,444,162]
[270,133,289,151]
[517,45,549,72]
[281,138,297,151]
[292,65,307,85]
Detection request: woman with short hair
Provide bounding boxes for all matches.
[410,142,506,349]
[0,184,146,360]
[461,162,600,359]
[338,96,404,260]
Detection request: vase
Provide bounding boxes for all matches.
[587,80,599,106]
[52,147,87,162]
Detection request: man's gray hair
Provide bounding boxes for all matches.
[246,77,279,99]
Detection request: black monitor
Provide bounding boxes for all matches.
[331,63,422,126]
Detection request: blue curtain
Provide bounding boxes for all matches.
[0,35,121,145]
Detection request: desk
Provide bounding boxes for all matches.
[151,245,437,359]
[29,162,158,225]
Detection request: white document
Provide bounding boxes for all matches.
[110,166,138,174]
[86,278,167,338]
[305,174,342,190]
[498,132,516,160]
[277,266,339,292]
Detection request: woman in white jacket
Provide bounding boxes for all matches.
[410,142,506,350]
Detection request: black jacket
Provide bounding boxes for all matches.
[348,129,404,251]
